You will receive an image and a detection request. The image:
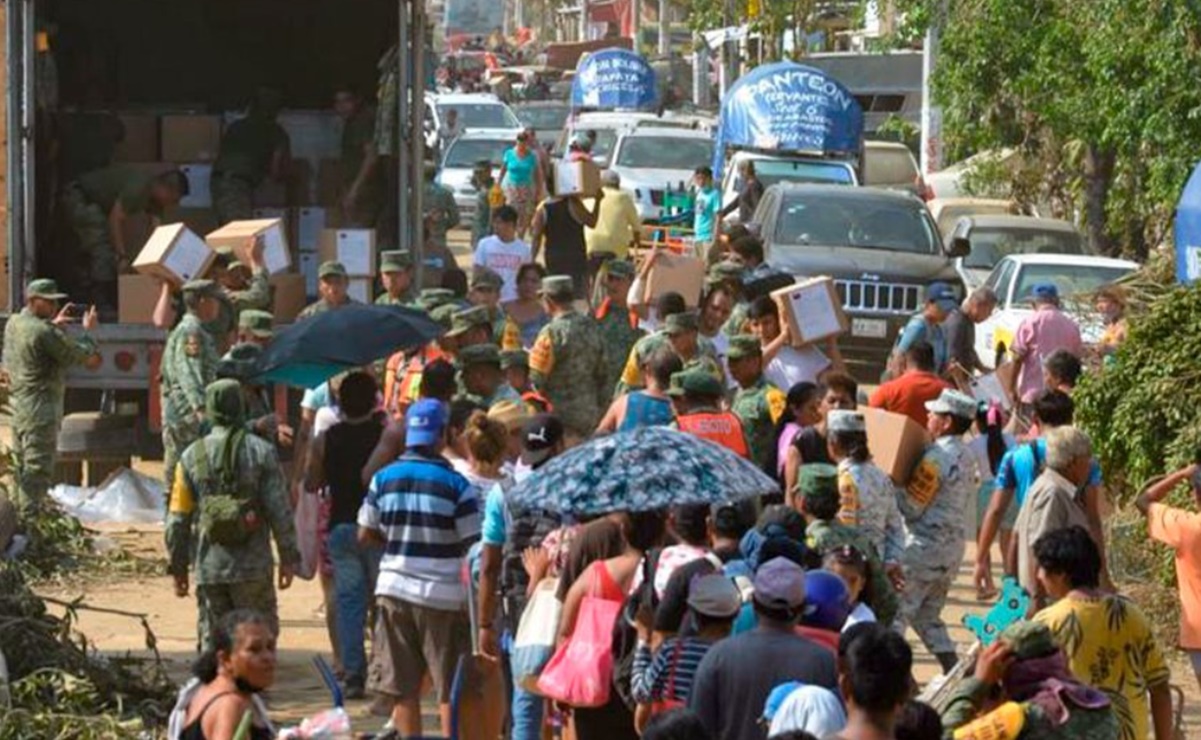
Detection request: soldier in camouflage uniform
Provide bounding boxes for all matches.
[298,262,358,321]
[166,379,300,650]
[161,280,223,493]
[455,343,522,409]
[707,261,750,337]
[470,160,496,247]
[216,342,286,449]
[616,310,722,395]
[895,388,979,673]
[798,463,900,626]
[1,280,99,511]
[446,305,496,355]
[726,334,787,471]
[593,260,643,401]
[467,268,508,340]
[529,275,609,439]
[237,310,274,347]
[210,88,290,224]
[424,162,460,254]
[941,621,1119,740]
[375,250,415,306]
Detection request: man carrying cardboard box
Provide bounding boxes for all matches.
[64,166,188,308]
[747,296,842,391]
[894,388,978,674]
[211,88,291,225]
[530,184,604,301]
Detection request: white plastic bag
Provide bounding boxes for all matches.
[294,490,321,581]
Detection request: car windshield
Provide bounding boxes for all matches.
[444,139,511,168]
[615,137,713,169]
[515,105,570,130]
[749,159,856,187]
[580,129,619,161]
[773,192,939,253]
[438,103,520,129]
[963,225,1086,270]
[1012,264,1134,304]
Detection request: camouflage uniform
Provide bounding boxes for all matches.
[529,278,609,438]
[941,622,1120,740]
[836,458,906,565]
[216,343,277,446]
[298,297,358,321]
[211,114,290,224]
[165,380,300,650]
[616,331,722,395]
[375,251,416,307]
[894,434,976,661]
[2,292,97,509]
[174,267,270,351]
[731,376,786,472]
[593,299,643,403]
[65,167,157,302]
[424,179,460,251]
[806,518,900,626]
[161,286,220,492]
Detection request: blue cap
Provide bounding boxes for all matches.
[405,399,447,447]
[1030,282,1059,301]
[926,281,959,310]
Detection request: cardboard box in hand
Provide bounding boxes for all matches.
[770,276,849,346]
[133,223,214,286]
[861,407,930,485]
[206,219,292,275]
[554,159,601,197]
[643,252,706,308]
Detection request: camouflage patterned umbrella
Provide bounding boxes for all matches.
[507,426,778,515]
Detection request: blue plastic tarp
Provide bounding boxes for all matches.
[1176,161,1201,283]
[571,48,658,110]
[713,62,864,174]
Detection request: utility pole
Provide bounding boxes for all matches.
[397,0,426,283]
[658,0,668,54]
[919,0,947,176]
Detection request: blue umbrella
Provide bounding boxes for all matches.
[1176,161,1201,284]
[258,304,443,388]
[507,427,779,515]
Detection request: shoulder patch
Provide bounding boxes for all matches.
[837,471,860,525]
[529,331,554,376]
[952,700,1025,740]
[184,333,202,358]
[906,457,942,507]
[766,387,787,423]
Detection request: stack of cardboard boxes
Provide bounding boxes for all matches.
[318,229,378,304]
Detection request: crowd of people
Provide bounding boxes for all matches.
[6,163,1197,740]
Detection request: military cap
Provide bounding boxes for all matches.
[26,278,68,300]
[238,309,275,338]
[663,310,700,335]
[725,334,762,360]
[216,342,264,381]
[182,279,220,298]
[925,388,978,420]
[1000,621,1059,660]
[538,275,576,299]
[318,261,348,279]
[827,410,866,434]
[797,463,839,510]
[379,250,413,273]
[666,368,725,398]
[457,343,502,368]
[471,266,504,291]
[418,288,457,312]
[501,349,529,370]
[605,260,636,279]
[446,305,492,337]
[430,302,459,330]
[708,261,746,282]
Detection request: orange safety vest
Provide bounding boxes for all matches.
[595,298,639,330]
[676,411,750,458]
[387,344,446,419]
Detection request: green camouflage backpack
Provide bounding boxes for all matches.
[196,430,261,546]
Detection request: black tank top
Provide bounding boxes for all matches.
[791,426,832,465]
[180,691,273,740]
[325,414,385,526]
[543,198,587,290]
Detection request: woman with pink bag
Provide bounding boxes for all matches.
[542,510,668,740]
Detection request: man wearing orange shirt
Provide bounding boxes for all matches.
[1138,460,1201,690]
[867,341,951,427]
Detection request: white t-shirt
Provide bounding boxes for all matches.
[842,602,877,630]
[765,345,830,391]
[473,236,531,303]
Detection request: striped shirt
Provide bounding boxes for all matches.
[631,636,718,705]
[358,451,481,611]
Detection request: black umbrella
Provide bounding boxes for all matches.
[258,304,442,388]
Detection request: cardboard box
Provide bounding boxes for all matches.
[161,115,222,162]
[205,219,292,275]
[179,163,213,208]
[133,223,215,285]
[317,229,376,276]
[770,276,850,347]
[296,207,326,251]
[554,158,601,196]
[270,273,307,324]
[862,407,930,485]
[118,274,161,324]
[643,252,706,307]
[113,114,159,162]
[347,277,374,305]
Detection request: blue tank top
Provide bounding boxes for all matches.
[620,392,674,432]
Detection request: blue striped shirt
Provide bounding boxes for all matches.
[631,636,718,705]
[358,451,481,610]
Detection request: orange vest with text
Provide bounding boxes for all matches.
[676,411,750,458]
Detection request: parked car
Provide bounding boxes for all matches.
[555,111,713,166]
[513,100,571,151]
[973,253,1138,369]
[929,197,1020,237]
[607,128,714,222]
[752,183,967,381]
[424,92,521,153]
[436,129,516,220]
[948,215,1088,290]
[861,140,923,197]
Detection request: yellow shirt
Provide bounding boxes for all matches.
[1035,592,1169,740]
[584,186,640,259]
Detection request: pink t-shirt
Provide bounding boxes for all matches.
[1012,306,1083,403]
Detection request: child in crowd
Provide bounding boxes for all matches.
[823,545,876,629]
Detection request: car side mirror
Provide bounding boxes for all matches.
[947,236,971,258]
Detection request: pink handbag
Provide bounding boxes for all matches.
[536,565,622,707]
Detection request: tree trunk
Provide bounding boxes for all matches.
[1083,144,1116,257]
